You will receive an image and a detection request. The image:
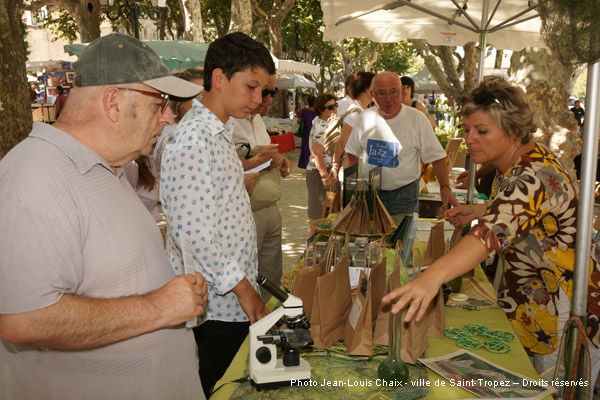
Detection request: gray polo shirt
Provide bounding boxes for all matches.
[0,123,203,399]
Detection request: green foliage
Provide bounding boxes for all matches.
[39,8,79,43]
[20,11,30,61]
[371,42,414,75]
[200,0,230,40]
[435,98,467,151]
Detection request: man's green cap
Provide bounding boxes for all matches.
[74,33,201,99]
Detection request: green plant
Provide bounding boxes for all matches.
[434,101,467,152]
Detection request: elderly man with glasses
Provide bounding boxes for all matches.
[232,73,292,303]
[0,33,207,399]
[345,71,459,215]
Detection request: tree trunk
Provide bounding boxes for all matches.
[251,0,294,57]
[21,0,101,42]
[462,42,478,95]
[494,49,503,69]
[509,48,579,175]
[229,0,252,35]
[330,41,352,77]
[69,0,101,42]
[1,0,32,159]
[412,39,462,101]
[185,0,203,42]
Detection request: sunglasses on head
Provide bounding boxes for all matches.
[324,102,338,111]
[262,88,278,98]
[473,92,504,108]
[119,87,169,114]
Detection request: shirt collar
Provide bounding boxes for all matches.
[29,122,114,175]
[191,100,236,139]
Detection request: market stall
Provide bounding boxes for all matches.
[211,238,552,400]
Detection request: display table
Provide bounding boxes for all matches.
[211,263,550,400]
[31,103,56,123]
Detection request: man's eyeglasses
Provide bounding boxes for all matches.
[373,89,400,98]
[473,92,503,108]
[324,102,338,111]
[262,88,278,98]
[119,88,169,113]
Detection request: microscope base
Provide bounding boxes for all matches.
[250,357,311,389]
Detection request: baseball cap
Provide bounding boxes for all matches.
[73,33,202,99]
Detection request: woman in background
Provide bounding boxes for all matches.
[330,71,376,180]
[297,94,317,169]
[306,93,338,236]
[55,86,67,118]
[400,76,436,130]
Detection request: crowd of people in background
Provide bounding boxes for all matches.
[7,30,599,400]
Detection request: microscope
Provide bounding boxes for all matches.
[249,275,313,389]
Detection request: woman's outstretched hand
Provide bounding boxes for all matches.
[380,271,442,323]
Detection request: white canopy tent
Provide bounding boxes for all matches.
[272,56,320,75]
[275,73,317,90]
[322,0,600,384]
[408,67,441,93]
[321,0,544,51]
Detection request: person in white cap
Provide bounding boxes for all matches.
[0,33,207,400]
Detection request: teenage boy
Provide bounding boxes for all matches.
[160,32,275,397]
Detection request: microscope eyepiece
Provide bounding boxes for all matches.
[257,274,288,303]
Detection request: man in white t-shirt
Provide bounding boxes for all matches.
[233,74,291,302]
[345,71,459,215]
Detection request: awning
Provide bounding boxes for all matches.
[275,74,317,89]
[65,40,209,71]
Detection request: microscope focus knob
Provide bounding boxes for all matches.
[255,346,272,364]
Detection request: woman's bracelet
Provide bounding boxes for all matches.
[440,184,451,190]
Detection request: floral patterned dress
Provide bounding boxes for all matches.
[469,142,600,355]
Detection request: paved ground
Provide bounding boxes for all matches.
[278,139,310,275]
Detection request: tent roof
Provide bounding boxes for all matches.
[275,74,317,89]
[66,40,320,75]
[65,40,208,71]
[271,56,320,75]
[321,0,546,51]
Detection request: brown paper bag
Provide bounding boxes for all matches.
[322,184,341,218]
[399,248,431,363]
[369,255,387,327]
[400,310,430,364]
[310,267,344,349]
[314,235,338,276]
[343,271,373,355]
[291,268,319,320]
[309,235,349,349]
[346,182,371,234]
[334,254,353,328]
[426,287,446,339]
[373,266,401,345]
[332,196,357,232]
[371,176,397,234]
[423,220,445,266]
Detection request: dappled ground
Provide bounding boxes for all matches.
[278,143,310,275]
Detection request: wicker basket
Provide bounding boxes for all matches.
[309,217,335,235]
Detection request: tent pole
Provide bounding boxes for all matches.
[565,58,600,398]
[466,0,489,205]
